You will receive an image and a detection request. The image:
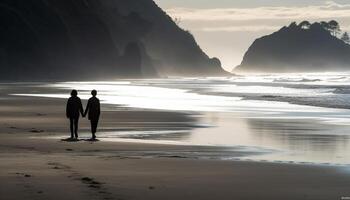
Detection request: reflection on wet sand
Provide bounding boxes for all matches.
[119,112,350,164]
[243,118,350,163]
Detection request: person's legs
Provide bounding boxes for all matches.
[90,119,99,139]
[90,120,94,139]
[74,117,79,138]
[69,118,74,138]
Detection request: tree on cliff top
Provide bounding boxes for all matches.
[341,32,350,44]
[299,21,311,29]
[328,20,341,37]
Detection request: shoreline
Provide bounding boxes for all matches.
[2,83,350,199]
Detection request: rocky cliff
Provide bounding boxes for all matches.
[0,0,226,80]
[235,21,350,73]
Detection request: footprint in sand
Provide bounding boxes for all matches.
[29,128,45,133]
[14,173,45,197]
[81,177,103,189]
[15,172,32,178]
[48,162,120,200]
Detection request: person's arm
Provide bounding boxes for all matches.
[66,99,70,118]
[83,100,90,117]
[79,99,84,117]
[97,99,101,117]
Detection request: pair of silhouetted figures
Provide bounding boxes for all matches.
[66,90,100,140]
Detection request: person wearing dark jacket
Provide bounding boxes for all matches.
[84,90,101,140]
[66,90,84,139]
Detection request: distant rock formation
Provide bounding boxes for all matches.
[235,21,350,73]
[0,0,226,80]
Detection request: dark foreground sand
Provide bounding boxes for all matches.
[1,94,350,200]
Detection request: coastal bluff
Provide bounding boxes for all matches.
[235,21,350,73]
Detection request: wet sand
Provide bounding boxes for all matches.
[1,94,350,199]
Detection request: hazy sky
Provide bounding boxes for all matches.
[154,0,350,71]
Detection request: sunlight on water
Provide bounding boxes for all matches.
[229,72,350,85]
[18,80,341,114]
[211,84,333,96]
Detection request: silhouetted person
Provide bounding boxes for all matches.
[84,90,100,140]
[66,90,84,139]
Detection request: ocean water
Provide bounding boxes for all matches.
[14,72,350,164]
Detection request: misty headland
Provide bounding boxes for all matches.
[0,0,225,81]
